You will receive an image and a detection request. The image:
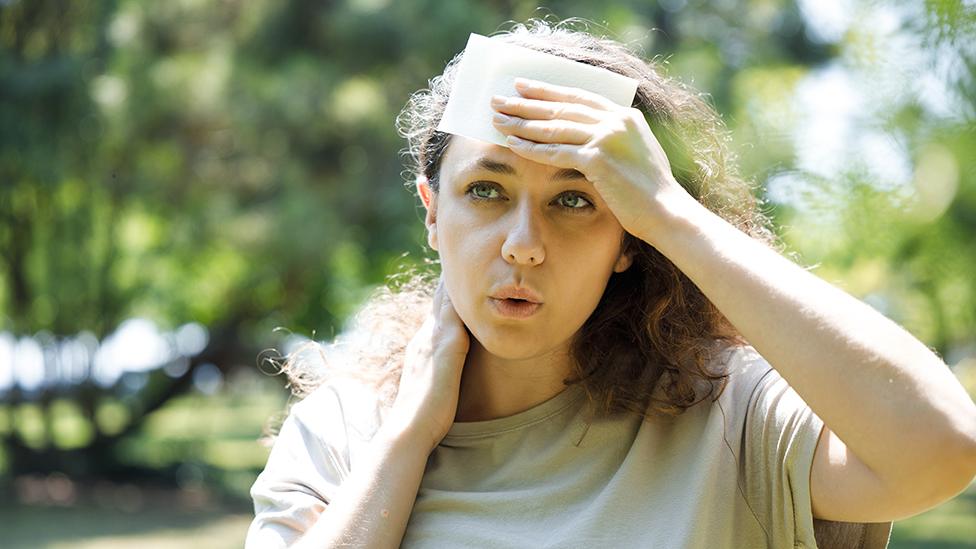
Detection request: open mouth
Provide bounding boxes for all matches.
[490,297,542,318]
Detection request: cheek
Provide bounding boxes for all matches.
[435,211,496,317]
[551,232,624,309]
[439,260,493,346]
[437,204,499,263]
[570,260,615,307]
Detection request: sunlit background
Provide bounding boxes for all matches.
[2,0,974,547]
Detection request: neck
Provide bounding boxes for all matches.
[454,338,575,422]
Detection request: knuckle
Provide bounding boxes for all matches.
[579,146,605,175]
[584,146,602,164]
[608,116,629,135]
[623,108,645,127]
[430,329,448,348]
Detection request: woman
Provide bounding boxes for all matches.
[246,20,976,548]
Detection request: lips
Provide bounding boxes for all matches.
[489,297,542,319]
[489,285,543,304]
[488,285,544,319]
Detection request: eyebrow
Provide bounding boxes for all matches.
[464,157,589,183]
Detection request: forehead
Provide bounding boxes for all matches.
[440,136,586,183]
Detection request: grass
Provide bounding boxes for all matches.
[0,371,287,548]
[2,498,252,549]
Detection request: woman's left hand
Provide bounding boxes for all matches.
[491,78,695,238]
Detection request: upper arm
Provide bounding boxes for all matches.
[811,425,892,522]
[247,388,354,547]
[811,425,961,522]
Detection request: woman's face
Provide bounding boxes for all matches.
[420,136,633,361]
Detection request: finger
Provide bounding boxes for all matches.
[434,278,458,323]
[513,78,620,111]
[492,114,591,145]
[431,277,445,317]
[505,136,584,170]
[440,287,461,322]
[436,283,467,330]
[491,95,601,124]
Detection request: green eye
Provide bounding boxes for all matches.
[468,182,500,200]
[558,192,592,210]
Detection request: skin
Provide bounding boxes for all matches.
[478,77,976,522]
[417,136,632,423]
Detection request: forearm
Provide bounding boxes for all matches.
[294,424,428,549]
[640,189,976,488]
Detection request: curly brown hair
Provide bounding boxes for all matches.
[278,18,783,421]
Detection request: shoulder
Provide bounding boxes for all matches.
[713,344,778,407]
[710,344,820,452]
[250,379,384,505]
[287,378,385,448]
[247,380,384,549]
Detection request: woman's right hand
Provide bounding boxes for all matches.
[385,277,470,454]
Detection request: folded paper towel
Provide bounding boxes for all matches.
[437,33,639,148]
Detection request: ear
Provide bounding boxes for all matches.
[613,250,633,273]
[416,174,438,251]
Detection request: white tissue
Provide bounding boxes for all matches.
[437,33,639,148]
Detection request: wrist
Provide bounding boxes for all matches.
[375,416,440,457]
[635,181,709,248]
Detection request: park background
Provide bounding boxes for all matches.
[2,0,974,547]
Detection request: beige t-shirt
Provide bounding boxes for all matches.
[247,345,892,548]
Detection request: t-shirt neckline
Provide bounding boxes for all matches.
[442,384,586,440]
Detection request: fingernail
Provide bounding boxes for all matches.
[514,77,533,89]
[490,95,506,106]
[492,113,510,124]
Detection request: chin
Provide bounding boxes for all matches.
[469,324,562,361]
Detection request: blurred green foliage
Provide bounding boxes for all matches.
[2,0,973,351]
[0,0,971,443]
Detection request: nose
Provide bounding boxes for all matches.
[501,202,546,266]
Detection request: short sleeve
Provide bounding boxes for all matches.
[731,347,825,548]
[245,385,354,549]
